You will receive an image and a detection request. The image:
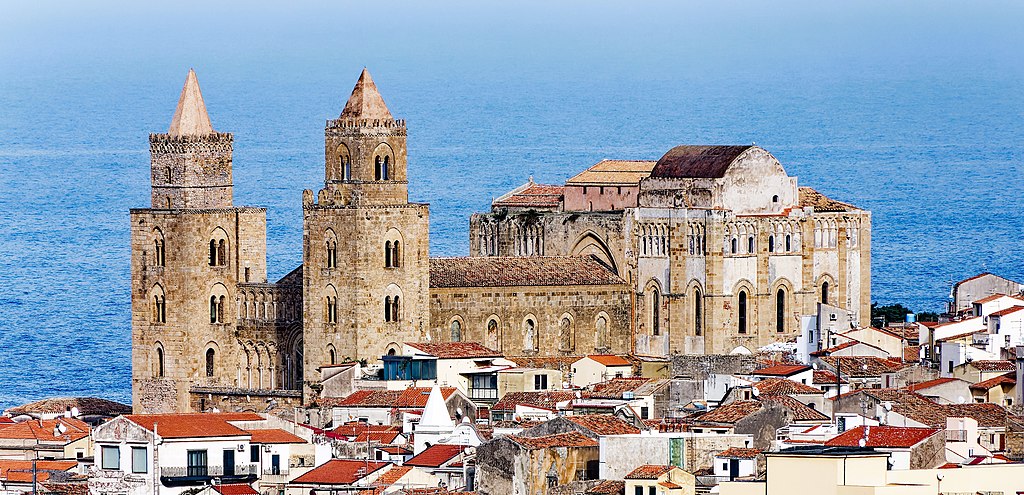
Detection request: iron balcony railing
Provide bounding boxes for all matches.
[160,464,258,479]
[262,466,289,476]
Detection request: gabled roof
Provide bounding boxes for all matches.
[624,464,675,480]
[825,426,939,448]
[585,377,659,399]
[970,372,1017,391]
[405,342,502,359]
[650,145,753,179]
[492,391,575,413]
[511,431,598,449]
[430,256,623,288]
[168,69,214,136]
[370,465,412,488]
[404,444,466,468]
[0,418,90,442]
[751,364,811,377]
[563,414,641,435]
[798,187,857,212]
[397,387,457,408]
[584,355,632,367]
[813,370,848,385]
[325,388,457,409]
[339,68,393,121]
[905,377,966,392]
[290,459,390,485]
[988,306,1024,317]
[753,377,825,396]
[819,356,907,377]
[566,159,657,186]
[716,447,761,459]
[352,430,403,444]
[762,396,830,422]
[125,413,261,439]
[247,428,306,444]
[588,480,626,494]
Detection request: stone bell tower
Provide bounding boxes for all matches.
[131,69,268,413]
[302,69,430,395]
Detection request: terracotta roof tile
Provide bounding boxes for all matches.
[624,464,674,480]
[903,345,922,363]
[813,370,848,385]
[0,460,77,483]
[291,459,390,485]
[0,418,90,442]
[429,256,623,288]
[697,400,763,424]
[324,388,455,409]
[566,160,656,186]
[717,448,761,459]
[511,431,598,449]
[798,187,857,212]
[585,377,651,399]
[352,431,402,444]
[4,397,131,417]
[825,426,939,448]
[905,377,964,391]
[752,378,825,396]
[372,465,412,487]
[970,372,1017,391]
[819,356,907,377]
[587,480,625,494]
[585,355,632,367]
[751,364,811,377]
[247,428,306,444]
[564,415,641,435]
[492,182,564,208]
[492,391,575,413]
[987,306,1024,317]
[762,396,830,422]
[396,387,456,408]
[405,342,502,359]
[970,360,1016,372]
[404,444,466,468]
[504,356,580,371]
[212,484,259,495]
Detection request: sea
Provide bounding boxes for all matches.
[0,1,1022,411]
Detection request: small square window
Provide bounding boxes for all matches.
[101,446,120,470]
[132,447,148,474]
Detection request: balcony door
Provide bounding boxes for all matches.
[187,450,208,477]
[223,449,235,476]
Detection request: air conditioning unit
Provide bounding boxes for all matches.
[263,445,272,453]
[237,444,246,452]
[829,313,838,322]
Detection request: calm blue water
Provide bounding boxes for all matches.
[1,1,1022,411]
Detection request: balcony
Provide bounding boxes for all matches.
[972,334,990,347]
[469,387,498,402]
[262,466,289,476]
[160,464,258,486]
[946,430,967,442]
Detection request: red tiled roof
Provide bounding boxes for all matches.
[0,460,77,483]
[353,431,402,444]
[291,459,390,485]
[326,388,456,409]
[903,345,921,363]
[376,445,412,455]
[988,306,1024,317]
[762,396,830,422]
[511,431,598,449]
[810,340,861,356]
[973,293,1011,304]
[492,391,575,413]
[752,378,825,396]
[5,397,131,417]
[936,329,988,343]
[0,418,14,424]
[825,426,939,448]
[430,256,624,288]
[905,377,963,392]
[586,355,632,367]
[0,418,90,442]
[125,413,262,439]
[813,370,848,385]
[624,464,674,480]
[834,389,1009,428]
[492,182,564,208]
[564,414,641,435]
[327,422,400,438]
[819,356,907,377]
[397,387,456,408]
[586,377,650,399]
[371,466,412,487]
[212,484,259,495]
[247,429,306,444]
[717,447,761,459]
[970,360,1016,372]
[405,342,502,359]
[798,187,857,212]
[970,372,1017,391]
[751,364,811,377]
[404,444,466,468]
[588,480,626,494]
[698,401,763,424]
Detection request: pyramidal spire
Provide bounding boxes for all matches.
[340,68,394,120]
[168,68,214,137]
[418,384,454,430]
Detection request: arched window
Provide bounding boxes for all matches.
[342,154,351,181]
[325,295,336,323]
[595,315,608,350]
[218,295,225,323]
[748,236,755,253]
[524,318,537,351]
[731,238,738,254]
[559,316,574,352]
[487,318,499,350]
[205,348,215,377]
[391,241,400,267]
[209,240,217,266]
[165,167,172,182]
[821,281,830,305]
[776,288,786,333]
[385,241,393,268]
[768,236,775,253]
[382,156,390,180]
[217,240,226,266]
[153,293,166,323]
[391,296,400,322]
[450,320,462,342]
[785,234,792,252]
[694,288,703,336]
[772,195,779,203]
[329,348,336,365]
[738,291,748,334]
[153,231,166,267]
[651,289,660,336]
[326,240,337,269]
[210,296,218,323]
[156,347,165,377]
[384,296,392,321]
[385,296,400,322]
[374,156,382,181]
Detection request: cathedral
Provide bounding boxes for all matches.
[130,69,870,414]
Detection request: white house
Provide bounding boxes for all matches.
[571,355,632,388]
[714,447,759,481]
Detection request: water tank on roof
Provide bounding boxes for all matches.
[906,313,917,323]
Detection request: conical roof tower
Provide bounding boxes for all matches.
[339,68,394,121]
[168,68,214,136]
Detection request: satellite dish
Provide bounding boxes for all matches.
[858,438,866,448]
[56,423,67,434]
[812,363,819,370]
[69,407,80,418]
[751,387,760,397]
[883,403,892,411]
